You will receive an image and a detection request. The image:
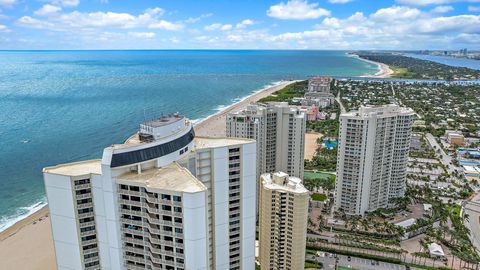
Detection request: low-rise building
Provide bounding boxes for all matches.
[446,130,465,146]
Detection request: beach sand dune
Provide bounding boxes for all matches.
[0,80,297,270]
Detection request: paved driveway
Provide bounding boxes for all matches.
[464,192,480,253]
[307,253,425,270]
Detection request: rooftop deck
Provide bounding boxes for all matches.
[43,160,102,177]
[194,136,254,149]
[116,162,206,193]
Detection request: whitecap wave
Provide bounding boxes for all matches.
[0,199,47,233]
[192,80,287,126]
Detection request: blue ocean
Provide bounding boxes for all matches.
[0,50,378,231]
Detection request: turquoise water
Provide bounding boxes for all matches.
[323,139,338,149]
[0,50,378,231]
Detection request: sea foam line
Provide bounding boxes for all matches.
[192,80,286,125]
[1,81,287,233]
[0,199,47,233]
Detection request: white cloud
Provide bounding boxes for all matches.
[17,8,183,31]
[52,0,79,7]
[0,24,8,31]
[328,0,353,3]
[204,23,232,31]
[430,5,454,13]
[0,0,15,7]
[221,24,233,31]
[184,13,213,23]
[265,6,480,48]
[415,14,480,33]
[267,0,330,20]
[468,5,480,11]
[236,19,254,29]
[34,5,62,16]
[396,0,480,6]
[128,32,155,39]
[149,20,183,30]
[371,6,421,22]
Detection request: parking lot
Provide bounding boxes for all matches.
[307,253,423,270]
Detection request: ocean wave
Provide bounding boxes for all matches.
[1,80,288,233]
[0,199,47,233]
[193,80,286,126]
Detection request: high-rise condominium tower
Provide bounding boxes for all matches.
[334,104,414,216]
[226,102,306,180]
[258,172,309,270]
[43,114,256,270]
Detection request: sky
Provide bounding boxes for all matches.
[0,0,479,50]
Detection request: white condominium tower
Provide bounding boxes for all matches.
[226,102,306,180]
[43,114,256,270]
[258,172,309,270]
[334,104,415,216]
[307,76,332,93]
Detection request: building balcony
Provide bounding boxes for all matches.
[76,193,92,200]
[77,202,94,210]
[83,247,99,255]
[79,221,96,228]
[74,183,91,190]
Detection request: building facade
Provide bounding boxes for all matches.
[44,114,256,270]
[307,76,332,93]
[226,102,306,180]
[258,172,309,270]
[334,105,415,216]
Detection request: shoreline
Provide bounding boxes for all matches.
[194,80,299,137]
[0,79,300,270]
[348,53,394,78]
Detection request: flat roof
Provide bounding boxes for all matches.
[43,159,102,176]
[395,218,416,228]
[261,173,308,194]
[116,162,206,193]
[142,114,184,128]
[194,136,254,149]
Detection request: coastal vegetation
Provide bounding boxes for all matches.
[303,172,336,191]
[311,193,328,202]
[336,80,480,135]
[304,147,337,171]
[355,52,480,80]
[258,80,308,104]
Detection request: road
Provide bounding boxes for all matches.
[425,133,460,174]
[306,253,424,270]
[336,91,346,114]
[464,192,480,253]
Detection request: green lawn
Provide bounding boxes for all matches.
[305,260,323,269]
[337,266,357,270]
[390,66,416,79]
[448,204,462,217]
[311,193,328,202]
[304,170,335,180]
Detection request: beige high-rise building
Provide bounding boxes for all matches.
[334,104,415,216]
[226,102,306,180]
[258,172,309,270]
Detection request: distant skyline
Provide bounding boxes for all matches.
[0,0,479,50]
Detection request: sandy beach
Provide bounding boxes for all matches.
[369,61,394,78]
[304,132,323,160]
[0,80,298,270]
[194,80,298,137]
[0,206,56,270]
[349,53,394,78]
